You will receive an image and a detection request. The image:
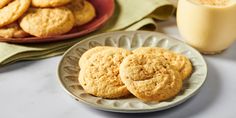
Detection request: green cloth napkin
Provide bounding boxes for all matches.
[0,0,176,66]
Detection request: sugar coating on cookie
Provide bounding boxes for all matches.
[79,46,111,69]
[0,0,12,9]
[133,47,192,80]
[162,51,193,80]
[20,7,75,37]
[0,22,29,38]
[79,48,132,98]
[120,54,182,102]
[132,47,167,54]
[32,0,71,7]
[67,0,96,26]
[0,0,30,27]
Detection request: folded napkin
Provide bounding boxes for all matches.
[0,0,176,66]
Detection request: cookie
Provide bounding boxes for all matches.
[19,7,75,37]
[133,47,192,80]
[0,0,30,27]
[67,0,96,26]
[119,54,183,102]
[32,0,71,7]
[0,22,29,38]
[0,0,12,8]
[161,51,193,80]
[79,48,132,98]
[79,46,111,69]
[132,47,167,55]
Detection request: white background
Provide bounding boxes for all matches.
[1,18,236,118]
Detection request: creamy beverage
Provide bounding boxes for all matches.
[190,0,229,6]
[177,0,236,54]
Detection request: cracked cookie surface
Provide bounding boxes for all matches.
[32,0,71,7]
[19,7,74,37]
[120,54,182,102]
[133,47,192,80]
[79,48,132,98]
[0,0,30,27]
[67,0,95,26]
[0,22,29,38]
[79,46,111,69]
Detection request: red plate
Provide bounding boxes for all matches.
[0,0,115,43]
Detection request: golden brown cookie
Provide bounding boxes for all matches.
[133,47,192,80]
[161,51,193,80]
[32,0,71,7]
[67,0,96,26]
[0,0,12,8]
[19,7,75,37]
[119,54,183,102]
[132,47,167,54]
[79,46,111,69]
[0,0,30,27]
[0,22,29,38]
[79,48,132,98]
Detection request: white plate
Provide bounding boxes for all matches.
[58,31,207,113]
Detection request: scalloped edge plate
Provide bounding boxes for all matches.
[58,31,207,113]
[0,0,114,43]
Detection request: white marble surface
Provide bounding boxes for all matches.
[1,18,236,118]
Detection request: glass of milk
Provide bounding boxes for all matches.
[177,0,236,54]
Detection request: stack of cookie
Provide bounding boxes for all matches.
[78,46,193,102]
[0,0,95,38]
